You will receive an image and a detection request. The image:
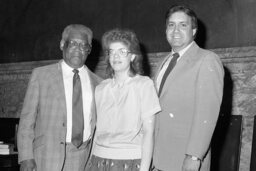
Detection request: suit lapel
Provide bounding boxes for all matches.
[50,61,67,123]
[159,42,199,97]
[49,62,98,137]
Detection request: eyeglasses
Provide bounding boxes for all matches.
[67,40,91,53]
[107,48,132,58]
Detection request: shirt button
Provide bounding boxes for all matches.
[169,113,174,118]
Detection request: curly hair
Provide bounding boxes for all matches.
[102,28,143,78]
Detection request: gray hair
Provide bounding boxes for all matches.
[61,24,93,44]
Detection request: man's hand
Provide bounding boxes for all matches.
[20,159,36,171]
[182,155,201,171]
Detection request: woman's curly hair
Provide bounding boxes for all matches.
[102,28,143,78]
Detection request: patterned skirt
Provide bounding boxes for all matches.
[87,155,141,171]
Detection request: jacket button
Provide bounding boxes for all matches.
[62,123,65,127]
[60,142,64,145]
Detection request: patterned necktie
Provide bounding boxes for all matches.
[71,69,84,148]
[158,53,180,96]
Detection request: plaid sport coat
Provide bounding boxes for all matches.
[18,60,102,171]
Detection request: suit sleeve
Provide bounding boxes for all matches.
[18,69,40,163]
[185,53,224,159]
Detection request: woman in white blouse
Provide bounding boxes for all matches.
[88,28,161,171]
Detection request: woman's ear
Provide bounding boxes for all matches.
[192,28,197,37]
[131,54,136,62]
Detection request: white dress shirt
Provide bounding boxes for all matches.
[61,61,92,142]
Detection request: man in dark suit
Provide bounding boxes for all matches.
[152,5,224,171]
[18,24,102,171]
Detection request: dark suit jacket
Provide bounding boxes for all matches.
[153,42,224,171]
[18,60,102,171]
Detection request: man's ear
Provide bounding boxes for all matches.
[60,40,65,50]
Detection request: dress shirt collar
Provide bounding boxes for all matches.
[172,41,194,58]
[111,75,134,88]
[61,60,86,76]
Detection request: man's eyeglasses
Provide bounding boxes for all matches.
[107,48,132,58]
[67,40,91,53]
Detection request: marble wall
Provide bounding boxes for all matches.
[0,46,256,171]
